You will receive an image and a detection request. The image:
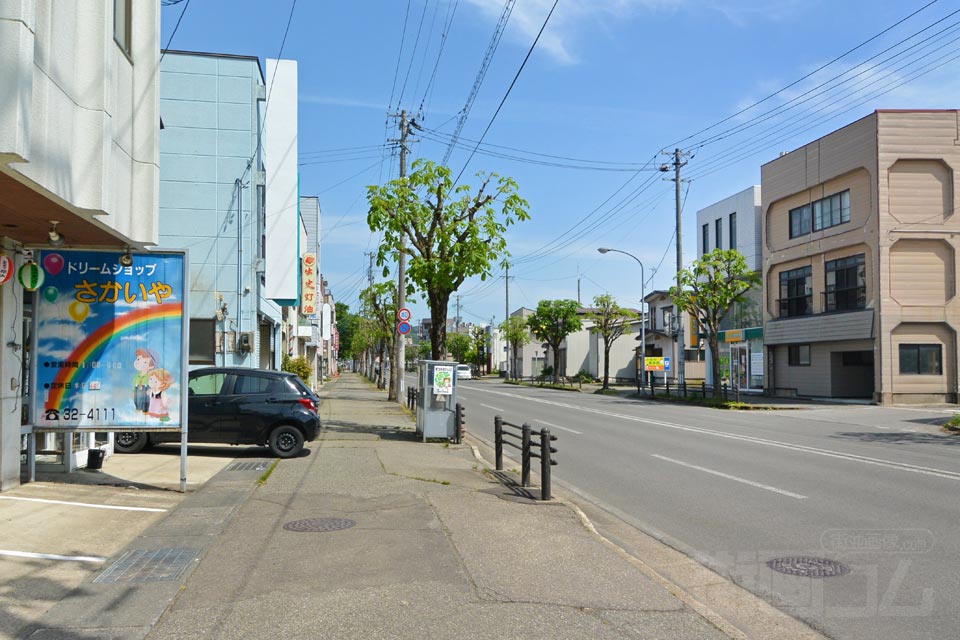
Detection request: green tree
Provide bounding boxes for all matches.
[448,333,472,363]
[360,282,397,393]
[587,294,639,390]
[471,325,486,374]
[335,301,359,361]
[281,354,313,385]
[367,159,529,360]
[669,249,761,397]
[527,300,582,382]
[500,316,531,379]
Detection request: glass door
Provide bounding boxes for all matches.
[730,344,749,390]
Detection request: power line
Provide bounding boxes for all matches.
[419,0,460,117]
[388,0,413,112]
[159,0,191,64]
[397,0,432,108]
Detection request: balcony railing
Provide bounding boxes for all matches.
[822,286,866,312]
[777,295,813,318]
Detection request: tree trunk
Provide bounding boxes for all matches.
[377,344,386,389]
[429,291,451,360]
[602,340,611,390]
[709,334,722,398]
[387,335,397,401]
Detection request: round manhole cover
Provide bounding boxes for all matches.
[283,518,357,533]
[767,556,850,578]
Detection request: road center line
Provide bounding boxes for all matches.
[651,454,807,499]
[0,549,105,563]
[536,419,582,435]
[0,496,168,512]
[479,403,505,412]
[465,386,960,481]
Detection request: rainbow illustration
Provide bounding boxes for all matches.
[43,303,183,412]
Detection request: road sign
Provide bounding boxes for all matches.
[664,357,671,371]
[644,357,665,372]
[397,307,411,322]
[397,321,411,335]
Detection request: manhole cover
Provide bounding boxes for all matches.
[283,517,356,533]
[767,556,850,578]
[227,461,270,472]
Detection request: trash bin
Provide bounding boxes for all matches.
[87,448,104,471]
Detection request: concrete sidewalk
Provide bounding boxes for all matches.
[18,373,824,639]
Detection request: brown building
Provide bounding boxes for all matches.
[762,110,960,404]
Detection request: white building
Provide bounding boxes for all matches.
[0,1,161,489]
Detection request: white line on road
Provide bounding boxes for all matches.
[480,403,505,412]
[651,454,808,499]
[465,386,960,482]
[0,496,168,512]
[536,419,582,435]
[0,549,105,563]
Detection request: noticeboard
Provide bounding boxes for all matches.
[433,365,454,395]
[31,249,187,431]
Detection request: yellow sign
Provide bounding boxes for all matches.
[644,357,665,372]
[725,329,744,343]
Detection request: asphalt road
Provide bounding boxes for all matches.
[420,376,960,640]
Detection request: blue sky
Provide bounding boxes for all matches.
[161,0,960,327]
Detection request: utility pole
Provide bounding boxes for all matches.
[577,267,581,306]
[661,148,690,384]
[504,263,510,379]
[391,109,417,402]
[455,295,461,333]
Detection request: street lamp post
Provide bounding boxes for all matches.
[597,247,646,394]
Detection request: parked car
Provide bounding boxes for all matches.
[115,367,320,458]
[456,364,472,381]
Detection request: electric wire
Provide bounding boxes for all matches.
[159,0,191,64]
[397,0,433,108]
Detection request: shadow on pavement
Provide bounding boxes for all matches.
[830,431,960,446]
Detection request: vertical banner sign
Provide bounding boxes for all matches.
[32,250,186,430]
[300,253,317,315]
[321,302,332,340]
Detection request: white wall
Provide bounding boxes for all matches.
[0,0,160,244]
[264,58,299,302]
[695,186,761,270]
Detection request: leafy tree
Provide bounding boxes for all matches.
[335,302,358,360]
[500,316,531,379]
[282,354,313,385]
[448,333,472,363]
[527,300,582,382]
[587,294,639,390]
[367,159,529,360]
[669,249,761,397]
[360,282,397,394]
[470,325,486,374]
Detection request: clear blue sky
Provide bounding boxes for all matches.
[161,0,960,327]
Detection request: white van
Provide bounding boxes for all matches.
[456,364,472,380]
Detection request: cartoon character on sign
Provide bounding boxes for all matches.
[132,348,159,415]
[147,368,174,423]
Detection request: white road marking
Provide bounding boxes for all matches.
[480,403,505,412]
[0,549,105,563]
[535,419,582,435]
[0,496,167,512]
[651,454,808,499]
[466,386,960,482]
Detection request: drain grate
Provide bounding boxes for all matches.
[227,461,270,472]
[283,517,357,533]
[94,548,199,583]
[767,556,850,578]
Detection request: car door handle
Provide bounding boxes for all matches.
[265,398,281,403]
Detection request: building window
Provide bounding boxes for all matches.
[899,344,942,375]
[788,344,811,366]
[789,190,851,239]
[778,266,813,317]
[729,212,737,251]
[824,253,866,312]
[189,318,216,365]
[702,224,709,254]
[113,0,132,55]
[715,218,723,251]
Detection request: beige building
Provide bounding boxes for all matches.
[762,109,960,403]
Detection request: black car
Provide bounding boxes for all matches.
[115,367,321,458]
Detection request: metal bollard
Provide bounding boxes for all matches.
[701,380,706,399]
[665,379,670,397]
[454,403,465,444]
[723,383,728,401]
[521,423,532,487]
[682,381,687,398]
[494,416,503,471]
[540,428,552,500]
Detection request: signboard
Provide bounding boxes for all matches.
[433,365,453,395]
[397,321,411,335]
[31,250,187,430]
[644,357,665,372]
[397,307,411,321]
[300,253,318,315]
[664,356,671,371]
[751,351,764,376]
[725,329,744,343]
[321,302,331,340]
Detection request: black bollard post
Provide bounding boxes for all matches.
[494,416,503,471]
[521,423,532,487]
[666,379,670,397]
[701,380,706,399]
[540,428,552,500]
[723,383,728,401]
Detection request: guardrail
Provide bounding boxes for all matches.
[649,378,736,401]
[493,416,558,500]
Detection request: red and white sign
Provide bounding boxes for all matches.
[299,253,318,315]
[397,307,411,322]
[0,254,13,286]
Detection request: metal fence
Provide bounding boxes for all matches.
[650,379,739,402]
[493,416,558,500]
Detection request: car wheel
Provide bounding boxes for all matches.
[114,432,149,454]
[268,425,304,458]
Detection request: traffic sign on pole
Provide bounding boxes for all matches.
[397,308,411,322]
[397,321,411,335]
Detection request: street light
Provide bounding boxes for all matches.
[597,247,647,394]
